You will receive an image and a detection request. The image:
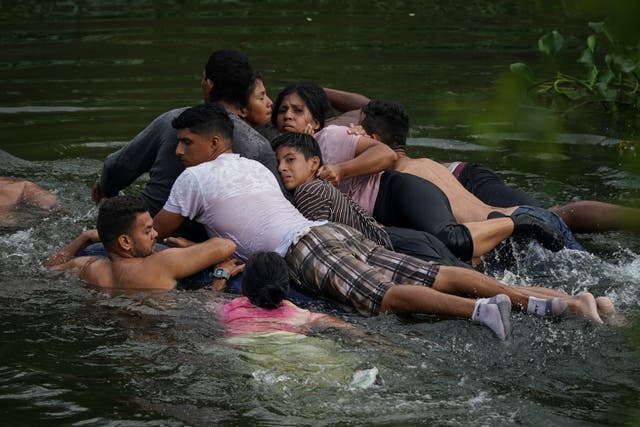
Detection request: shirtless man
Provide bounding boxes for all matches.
[44,195,240,290]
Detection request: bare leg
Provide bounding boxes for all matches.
[22,181,60,210]
[550,200,640,233]
[432,266,603,323]
[465,217,514,257]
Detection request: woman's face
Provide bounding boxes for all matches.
[275,92,320,133]
[242,79,273,127]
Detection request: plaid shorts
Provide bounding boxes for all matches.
[285,223,440,316]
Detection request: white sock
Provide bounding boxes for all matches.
[527,297,567,317]
[472,295,511,341]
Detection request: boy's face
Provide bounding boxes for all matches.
[275,146,319,191]
[175,128,214,167]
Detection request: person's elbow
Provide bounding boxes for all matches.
[379,145,398,168]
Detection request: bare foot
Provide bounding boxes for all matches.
[563,293,603,324]
[595,296,615,317]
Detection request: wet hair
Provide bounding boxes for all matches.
[270,132,323,166]
[271,81,334,130]
[241,252,290,309]
[360,100,410,149]
[171,103,234,143]
[97,195,148,251]
[204,49,254,109]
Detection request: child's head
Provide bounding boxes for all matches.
[360,100,409,149]
[272,132,323,191]
[241,252,290,309]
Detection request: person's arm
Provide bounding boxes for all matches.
[153,209,186,240]
[94,111,173,204]
[44,229,100,269]
[323,88,370,113]
[317,135,397,186]
[148,237,237,282]
[293,180,333,221]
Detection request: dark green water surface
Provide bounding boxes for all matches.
[1,2,639,426]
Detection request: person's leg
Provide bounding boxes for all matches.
[22,181,60,210]
[384,226,471,268]
[550,200,640,233]
[456,163,545,208]
[373,170,556,259]
[432,266,603,322]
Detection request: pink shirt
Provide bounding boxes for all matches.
[219,296,327,337]
[314,125,382,215]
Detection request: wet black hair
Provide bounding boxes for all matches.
[241,252,290,309]
[271,81,334,131]
[360,100,410,149]
[97,195,148,251]
[171,102,234,143]
[270,132,323,166]
[204,49,254,109]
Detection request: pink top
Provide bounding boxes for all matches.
[314,125,382,215]
[219,296,328,336]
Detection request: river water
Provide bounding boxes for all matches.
[1,1,639,426]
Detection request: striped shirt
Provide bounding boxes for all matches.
[293,178,394,250]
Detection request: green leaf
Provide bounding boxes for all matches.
[578,47,595,68]
[510,62,535,84]
[587,34,596,52]
[538,30,564,56]
[586,66,598,87]
[610,53,637,74]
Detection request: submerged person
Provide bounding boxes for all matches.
[45,195,242,290]
[92,49,281,242]
[153,103,606,342]
[0,177,61,227]
[271,81,566,263]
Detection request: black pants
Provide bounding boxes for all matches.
[457,163,545,208]
[373,170,473,262]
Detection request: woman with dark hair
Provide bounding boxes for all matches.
[272,82,565,263]
[218,252,356,337]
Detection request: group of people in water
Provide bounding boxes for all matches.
[18,48,639,340]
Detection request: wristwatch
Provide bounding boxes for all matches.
[213,267,230,280]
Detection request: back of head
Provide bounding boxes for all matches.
[241,252,290,309]
[171,103,234,142]
[205,49,254,109]
[271,132,323,164]
[360,100,409,149]
[97,196,148,251]
[271,81,333,129]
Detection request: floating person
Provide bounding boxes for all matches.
[271,81,567,263]
[0,176,61,227]
[152,103,607,342]
[44,195,243,290]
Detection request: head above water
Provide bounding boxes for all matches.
[272,81,333,133]
[272,132,323,191]
[241,251,290,309]
[97,195,155,255]
[171,103,235,167]
[240,73,273,127]
[201,49,254,109]
[360,100,410,149]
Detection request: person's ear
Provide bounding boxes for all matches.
[371,133,383,142]
[203,79,214,100]
[309,156,321,173]
[118,234,132,251]
[311,118,321,132]
[238,106,249,120]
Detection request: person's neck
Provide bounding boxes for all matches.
[394,147,409,158]
[218,101,241,115]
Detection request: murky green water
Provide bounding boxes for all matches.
[1,2,639,426]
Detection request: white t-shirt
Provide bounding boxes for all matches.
[164,153,322,260]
